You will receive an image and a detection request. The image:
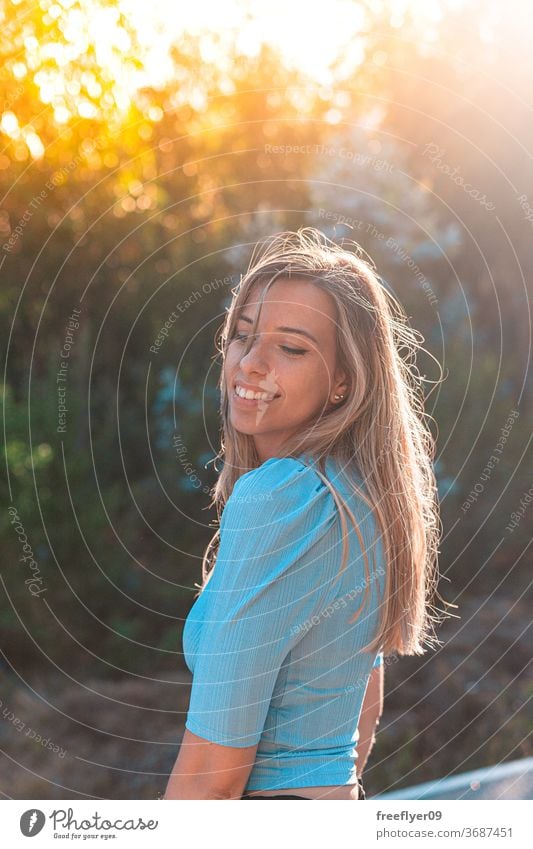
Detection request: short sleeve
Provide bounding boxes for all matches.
[372,651,383,668]
[184,457,339,747]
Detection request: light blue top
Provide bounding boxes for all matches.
[182,454,386,791]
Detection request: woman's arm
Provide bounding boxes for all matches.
[356,663,384,774]
[163,729,258,800]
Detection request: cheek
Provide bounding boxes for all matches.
[224,346,240,376]
[285,362,329,398]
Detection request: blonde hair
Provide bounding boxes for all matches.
[199,227,453,657]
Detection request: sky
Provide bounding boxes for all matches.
[119,0,466,88]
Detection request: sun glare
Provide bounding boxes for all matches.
[2,0,480,158]
[120,0,460,89]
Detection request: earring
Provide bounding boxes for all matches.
[334,393,345,401]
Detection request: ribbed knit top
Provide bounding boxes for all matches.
[182,453,386,791]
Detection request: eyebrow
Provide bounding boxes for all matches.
[237,313,319,346]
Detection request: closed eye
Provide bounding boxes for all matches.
[231,333,307,357]
[280,345,307,356]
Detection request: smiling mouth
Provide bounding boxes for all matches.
[231,384,281,404]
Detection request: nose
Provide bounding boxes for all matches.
[239,336,269,374]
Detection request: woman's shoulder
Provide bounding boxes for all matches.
[227,454,371,512]
[217,456,340,580]
[230,456,327,505]
[219,457,336,537]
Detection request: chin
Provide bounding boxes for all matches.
[229,416,258,434]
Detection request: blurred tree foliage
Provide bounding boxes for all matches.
[1,0,531,680]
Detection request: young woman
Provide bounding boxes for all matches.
[163,227,447,800]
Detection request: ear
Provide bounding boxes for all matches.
[333,365,350,397]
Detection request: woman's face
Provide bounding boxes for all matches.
[225,278,348,462]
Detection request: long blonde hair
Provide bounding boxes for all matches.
[200,227,453,657]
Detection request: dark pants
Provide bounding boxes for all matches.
[242,794,310,799]
[242,777,366,800]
